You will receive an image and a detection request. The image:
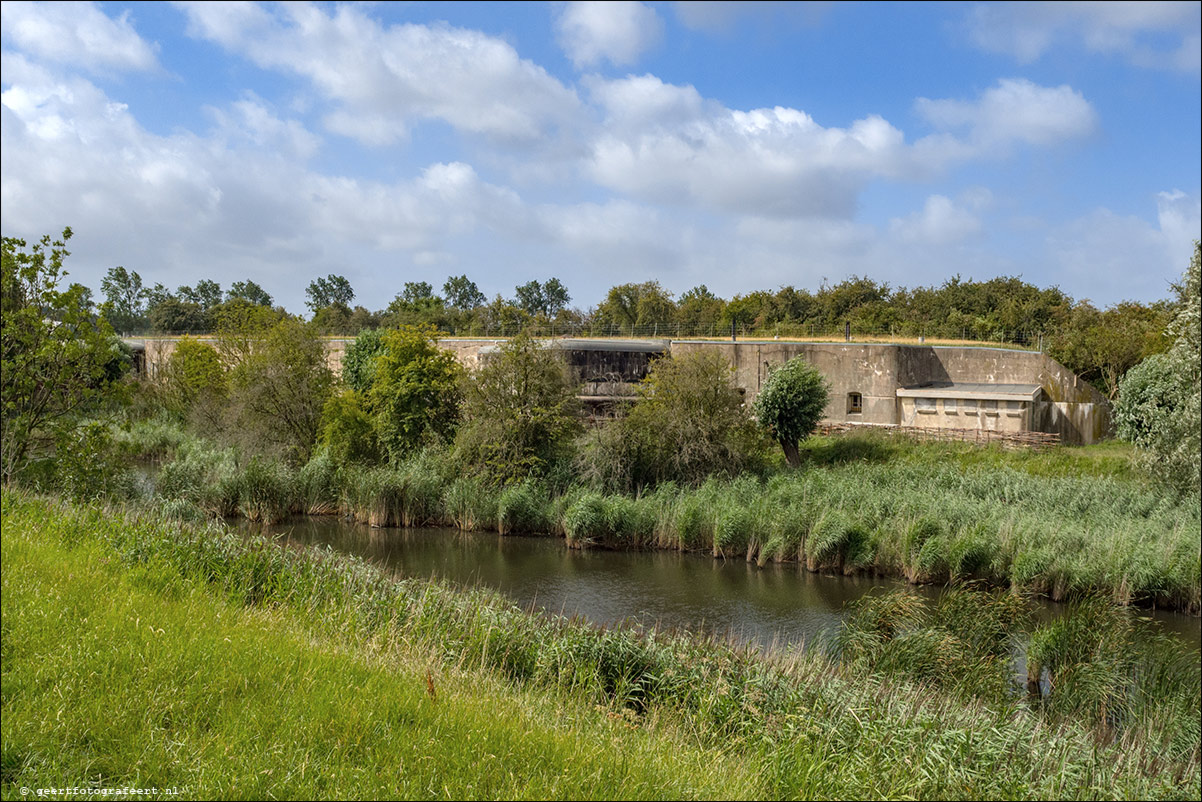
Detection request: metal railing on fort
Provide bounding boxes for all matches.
[126,323,1050,350]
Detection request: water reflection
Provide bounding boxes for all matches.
[244,515,1201,653]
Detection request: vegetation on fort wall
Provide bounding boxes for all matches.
[4,490,1198,800]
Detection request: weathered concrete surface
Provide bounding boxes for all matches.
[667,340,1109,444]
[127,336,1110,444]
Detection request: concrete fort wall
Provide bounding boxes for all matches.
[665,340,1109,444]
[667,341,903,427]
[128,336,1110,444]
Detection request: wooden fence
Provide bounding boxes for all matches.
[817,422,1061,451]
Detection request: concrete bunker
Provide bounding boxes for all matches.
[896,382,1042,433]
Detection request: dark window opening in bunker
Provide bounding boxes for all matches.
[847,392,863,414]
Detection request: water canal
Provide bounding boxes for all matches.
[243,515,1202,653]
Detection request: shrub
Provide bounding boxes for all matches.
[225,317,333,463]
[454,332,581,484]
[579,350,767,492]
[318,389,381,466]
[1115,242,1200,491]
[162,337,225,418]
[753,356,830,467]
[369,325,463,463]
[2,229,122,481]
[342,328,386,394]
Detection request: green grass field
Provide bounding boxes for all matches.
[3,490,1198,800]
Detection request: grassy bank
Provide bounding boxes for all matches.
[3,490,1199,799]
[129,426,1201,613]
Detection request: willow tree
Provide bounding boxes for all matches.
[753,356,830,467]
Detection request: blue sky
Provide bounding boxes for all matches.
[2,1,1199,314]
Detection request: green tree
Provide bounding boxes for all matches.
[226,318,333,462]
[227,279,273,307]
[677,285,725,336]
[1115,242,1201,490]
[318,389,381,465]
[815,276,891,329]
[148,296,207,333]
[543,277,571,317]
[401,281,435,304]
[384,285,449,330]
[306,274,355,313]
[347,305,383,332]
[342,328,387,394]
[595,281,674,335]
[99,265,148,334]
[145,282,172,310]
[178,279,223,311]
[2,228,122,481]
[311,302,353,335]
[513,278,572,318]
[476,295,531,336]
[162,337,225,419]
[582,350,764,491]
[213,298,284,364]
[454,332,580,483]
[443,275,485,310]
[722,291,773,331]
[514,280,546,316]
[369,324,463,462]
[1047,301,1170,398]
[753,357,830,467]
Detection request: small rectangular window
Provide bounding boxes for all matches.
[982,400,999,416]
[847,392,863,414]
[961,399,978,413]
[916,397,937,414]
[943,398,957,413]
[1005,400,1024,417]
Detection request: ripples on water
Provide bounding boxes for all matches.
[240,515,1202,656]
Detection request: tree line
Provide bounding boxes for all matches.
[89,265,1175,399]
[3,228,1199,493]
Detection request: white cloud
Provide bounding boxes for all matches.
[3,4,1190,314]
[555,1,662,68]
[1045,192,1201,303]
[1155,190,1202,266]
[0,59,532,310]
[966,1,1201,73]
[175,1,582,146]
[585,74,913,218]
[916,78,1097,150]
[209,96,322,160]
[889,195,984,244]
[0,0,159,73]
[168,6,1097,228]
[584,76,1090,219]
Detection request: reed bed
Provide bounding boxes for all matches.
[4,489,1198,800]
[138,430,1200,612]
